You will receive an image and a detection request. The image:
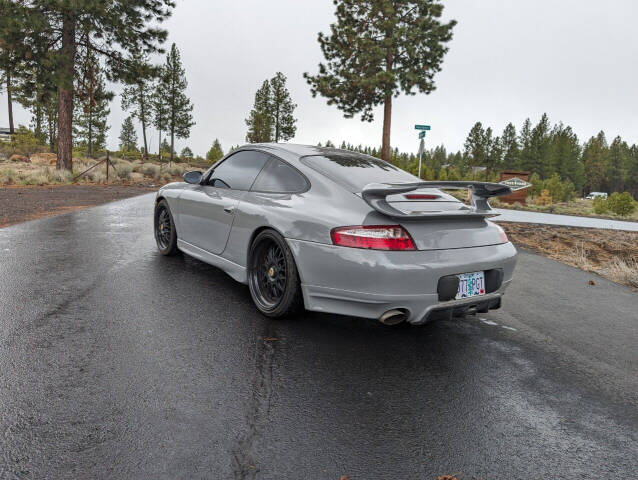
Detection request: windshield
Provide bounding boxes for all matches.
[301,153,418,192]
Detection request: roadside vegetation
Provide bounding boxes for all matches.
[502,223,638,290]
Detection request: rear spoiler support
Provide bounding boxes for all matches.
[361,181,512,219]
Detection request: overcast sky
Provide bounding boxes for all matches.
[2,0,637,157]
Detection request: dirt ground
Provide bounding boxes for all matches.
[0,184,155,228]
[501,222,638,289]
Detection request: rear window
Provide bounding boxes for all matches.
[301,153,417,192]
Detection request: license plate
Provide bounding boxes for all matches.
[456,271,486,299]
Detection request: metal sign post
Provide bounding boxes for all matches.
[415,125,430,179]
[417,138,425,179]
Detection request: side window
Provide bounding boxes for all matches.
[251,157,308,193]
[207,150,269,190]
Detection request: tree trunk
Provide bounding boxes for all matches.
[381,93,392,161]
[158,129,162,165]
[57,13,76,170]
[6,71,14,134]
[170,129,174,166]
[139,84,148,162]
[88,110,93,157]
[275,104,280,142]
[35,103,42,140]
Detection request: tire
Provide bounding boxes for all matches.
[248,229,303,318]
[154,199,179,256]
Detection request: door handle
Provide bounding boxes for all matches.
[223,206,235,214]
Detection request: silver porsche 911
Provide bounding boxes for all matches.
[154,144,517,325]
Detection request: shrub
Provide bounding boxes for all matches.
[117,164,133,180]
[87,168,106,183]
[143,164,161,179]
[8,126,48,156]
[535,189,552,206]
[160,172,173,184]
[0,168,17,185]
[606,192,636,217]
[593,196,609,214]
[52,168,73,183]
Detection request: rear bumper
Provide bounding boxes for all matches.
[286,239,517,324]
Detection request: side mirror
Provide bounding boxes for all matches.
[183,170,203,184]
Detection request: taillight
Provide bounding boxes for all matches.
[331,225,416,251]
[404,194,439,200]
[496,225,509,243]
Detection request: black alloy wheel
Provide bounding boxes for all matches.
[154,199,179,255]
[248,229,303,318]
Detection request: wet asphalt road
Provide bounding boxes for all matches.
[0,193,636,479]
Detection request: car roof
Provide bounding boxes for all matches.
[243,143,351,159]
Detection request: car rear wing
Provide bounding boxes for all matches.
[361,181,512,219]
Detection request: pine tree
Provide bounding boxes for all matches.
[206,139,224,162]
[582,132,609,193]
[486,133,503,180]
[0,1,24,135]
[518,118,533,172]
[607,136,629,193]
[13,0,173,169]
[529,113,551,176]
[270,72,297,142]
[246,80,273,143]
[180,146,193,159]
[160,43,194,165]
[151,79,168,162]
[501,123,519,170]
[73,51,112,156]
[464,122,487,174]
[119,116,138,152]
[121,51,155,161]
[304,0,456,161]
[547,123,582,189]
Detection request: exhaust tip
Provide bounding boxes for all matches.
[379,309,408,326]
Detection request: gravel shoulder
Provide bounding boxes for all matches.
[0,184,156,228]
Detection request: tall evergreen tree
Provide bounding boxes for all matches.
[270,72,297,142]
[548,123,582,189]
[501,122,519,170]
[607,136,629,193]
[121,51,155,161]
[206,139,224,162]
[73,51,112,156]
[486,132,503,180]
[13,0,173,169]
[464,122,487,173]
[151,78,168,162]
[528,113,551,176]
[582,132,609,193]
[518,118,533,172]
[119,116,137,151]
[304,0,456,161]
[246,80,273,143]
[0,0,24,135]
[160,43,194,165]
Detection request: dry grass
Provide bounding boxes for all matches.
[600,257,638,288]
[0,155,202,187]
[501,222,638,290]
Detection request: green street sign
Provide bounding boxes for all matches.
[419,131,426,139]
[415,125,431,131]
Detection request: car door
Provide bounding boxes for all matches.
[178,150,270,254]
